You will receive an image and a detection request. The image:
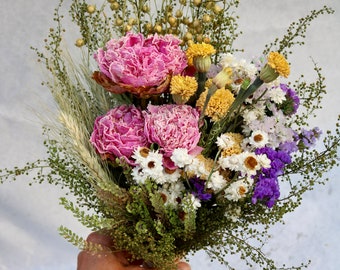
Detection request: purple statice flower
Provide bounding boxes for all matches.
[278,83,300,116]
[189,177,212,201]
[252,147,292,208]
[251,177,280,208]
[294,127,322,149]
[279,141,298,154]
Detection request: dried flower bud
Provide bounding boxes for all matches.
[184,32,193,41]
[175,10,183,18]
[213,4,222,14]
[128,18,136,26]
[142,4,150,13]
[115,18,124,26]
[154,24,162,33]
[87,5,96,14]
[203,14,211,23]
[193,0,201,6]
[75,38,85,47]
[168,16,177,27]
[110,2,119,10]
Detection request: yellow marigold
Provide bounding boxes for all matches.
[170,75,198,104]
[267,51,290,77]
[186,43,216,67]
[260,51,290,83]
[196,88,235,122]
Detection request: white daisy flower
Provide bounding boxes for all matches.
[240,152,261,176]
[159,181,185,207]
[248,130,269,148]
[224,179,250,201]
[131,166,147,184]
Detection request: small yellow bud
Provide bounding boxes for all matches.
[87,5,96,14]
[128,18,136,25]
[115,18,124,26]
[202,14,211,23]
[196,34,203,43]
[154,24,162,33]
[183,17,190,25]
[184,32,193,41]
[142,5,150,13]
[110,2,119,10]
[168,16,177,26]
[124,24,132,32]
[75,38,85,47]
[144,23,153,32]
[193,19,200,28]
[175,10,183,18]
[203,37,211,43]
[213,4,222,14]
[193,0,201,6]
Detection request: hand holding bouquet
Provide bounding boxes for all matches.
[1,1,339,269]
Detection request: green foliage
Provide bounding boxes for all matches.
[1,1,339,270]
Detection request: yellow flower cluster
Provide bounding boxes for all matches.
[267,51,290,78]
[170,75,198,104]
[186,43,216,66]
[196,88,235,122]
[220,133,244,157]
[259,51,290,83]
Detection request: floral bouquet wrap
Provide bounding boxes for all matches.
[1,0,339,269]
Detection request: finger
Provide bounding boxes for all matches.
[77,250,120,270]
[176,261,191,270]
[86,231,114,248]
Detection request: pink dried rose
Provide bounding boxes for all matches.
[143,104,202,169]
[90,104,148,165]
[93,32,187,98]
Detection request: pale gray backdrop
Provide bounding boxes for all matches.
[1,0,339,269]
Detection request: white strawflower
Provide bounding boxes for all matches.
[224,179,250,201]
[216,133,234,149]
[240,152,261,176]
[183,193,201,211]
[159,181,185,207]
[171,148,194,168]
[219,154,242,171]
[206,171,226,191]
[269,87,286,104]
[248,130,269,148]
[162,168,181,184]
[257,154,271,169]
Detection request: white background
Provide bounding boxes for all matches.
[0,0,339,269]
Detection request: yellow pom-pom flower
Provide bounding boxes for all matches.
[260,52,290,83]
[196,88,235,122]
[170,75,198,104]
[186,43,216,72]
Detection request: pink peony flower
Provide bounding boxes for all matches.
[94,32,187,90]
[90,105,148,165]
[143,104,202,169]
